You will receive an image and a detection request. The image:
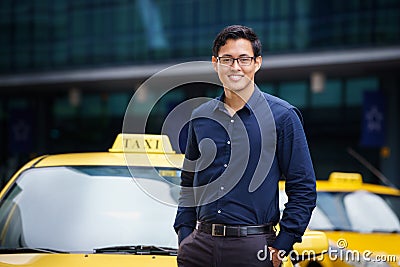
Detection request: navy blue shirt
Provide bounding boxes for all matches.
[174,87,316,253]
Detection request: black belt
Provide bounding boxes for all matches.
[196,222,274,237]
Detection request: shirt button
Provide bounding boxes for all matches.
[217,210,222,214]
[220,186,224,191]
[227,140,231,145]
[223,164,227,168]
[230,119,234,123]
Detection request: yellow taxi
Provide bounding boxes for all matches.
[0,134,328,267]
[280,172,400,267]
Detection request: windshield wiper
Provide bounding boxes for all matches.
[93,245,177,255]
[371,229,400,233]
[315,228,400,233]
[0,247,69,254]
[311,227,353,232]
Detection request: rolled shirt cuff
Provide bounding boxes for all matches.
[178,226,194,245]
[271,230,299,255]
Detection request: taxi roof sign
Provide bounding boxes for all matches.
[329,172,363,184]
[109,134,176,154]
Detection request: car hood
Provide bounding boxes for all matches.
[326,231,400,254]
[325,231,400,266]
[0,253,177,267]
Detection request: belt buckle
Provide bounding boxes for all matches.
[211,224,226,236]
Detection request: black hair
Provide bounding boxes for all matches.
[212,25,262,57]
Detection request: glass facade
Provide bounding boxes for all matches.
[1,0,399,188]
[1,0,399,74]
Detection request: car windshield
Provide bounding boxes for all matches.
[0,166,181,252]
[308,191,400,232]
[280,189,400,233]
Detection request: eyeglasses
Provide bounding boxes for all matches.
[217,56,256,66]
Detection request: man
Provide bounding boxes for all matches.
[174,25,316,267]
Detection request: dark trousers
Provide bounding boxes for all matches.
[177,229,275,267]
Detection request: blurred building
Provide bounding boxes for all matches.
[1,0,399,188]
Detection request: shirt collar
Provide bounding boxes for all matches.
[213,86,263,115]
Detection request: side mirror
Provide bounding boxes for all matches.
[274,224,329,267]
[292,230,329,263]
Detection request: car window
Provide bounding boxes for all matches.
[302,191,400,232]
[0,166,180,252]
[307,206,334,230]
[312,192,352,231]
[383,194,400,219]
[344,190,400,232]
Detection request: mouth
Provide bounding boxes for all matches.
[228,74,244,82]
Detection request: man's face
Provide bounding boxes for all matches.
[212,38,262,93]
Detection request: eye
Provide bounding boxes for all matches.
[220,58,232,64]
[239,57,252,64]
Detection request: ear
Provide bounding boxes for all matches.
[254,56,262,72]
[212,56,218,72]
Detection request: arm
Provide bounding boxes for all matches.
[173,120,199,244]
[272,108,317,254]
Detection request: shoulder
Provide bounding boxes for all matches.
[261,92,304,125]
[191,98,219,117]
[262,92,293,111]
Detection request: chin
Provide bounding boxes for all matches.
[223,81,252,93]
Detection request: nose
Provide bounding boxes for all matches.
[231,59,242,70]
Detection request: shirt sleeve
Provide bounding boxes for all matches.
[272,108,317,254]
[173,119,199,242]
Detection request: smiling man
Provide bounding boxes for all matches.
[174,25,317,267]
